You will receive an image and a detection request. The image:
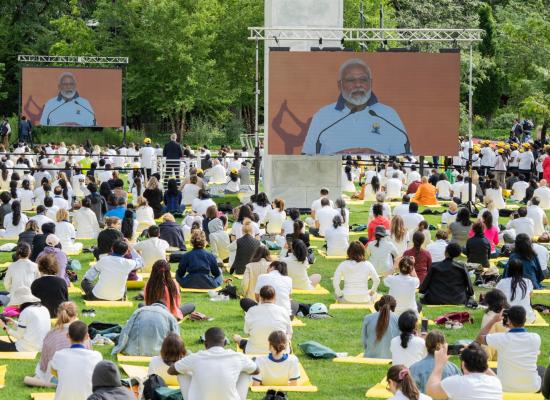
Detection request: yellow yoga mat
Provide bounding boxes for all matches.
[84,300,134,308]
[333,353,391,365]
[329,303,375,312]
[0,351,37,360]
[292,284,330,295]
[119,364,180,387]
[525,311,549,327]
[503,393,544,400]
[117,354,152,363]
[365,378,391,398]
[317,249,347,260]
[250,363,318,392]
[543,279,550,283]
[232,274,244,280]
[65,249,83,256]
[31,394,55,400]
[67,286,83,294]
[0,364,5,388]
[126,280,146,290]
[533,289,550,295]
[180,287,222,293]
[291,319,306,327]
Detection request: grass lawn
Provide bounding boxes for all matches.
[0,199,548,399]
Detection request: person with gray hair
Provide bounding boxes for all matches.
[301,58,410,155]
[40,71,96,126]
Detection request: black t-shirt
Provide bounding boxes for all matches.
[31,275,68,317]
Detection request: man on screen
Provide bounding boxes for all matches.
[301,58,410,155]
[39,72,96,126]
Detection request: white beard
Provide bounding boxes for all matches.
[61,90,76,100]
[341,88,371,107]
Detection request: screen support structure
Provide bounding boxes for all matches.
[17,55,129,143]
[248,27,482,204]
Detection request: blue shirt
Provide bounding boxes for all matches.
[302,93,409,155]
[40,93,95,126]
[105,206,126,220]
[361,311,400,359]
[409,354,462,393]
[504,253,544,289]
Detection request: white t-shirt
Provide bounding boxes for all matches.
[265,209,286,235]
[51,347,103,400]
[253,354,300,386]
[181,184,200,205]
[390,231,410,256]
[324,225,350,257]
[174,346,257,400]
[495,278,535,323]
[486,331,541,392]
[12,305,51,352]
[311,197,334,215]
[533,186,550,209]
[384,274,420,315]
[367,239,399,276]
[332,260,380,303]
[148,355,180,386]
[4,259,40,295]
[450,181,464,197]
[426,239,447,263]
[401,213,425,232]
[316,206,338,236]
[436,180,452,199]
[2,212,29,237]
[518,151,534,170]
[459,183,476,203]
[255,271,293,315]
[89,255,141,300]
[441,211,458,225]
[244,303,292,355]
[133,237,169,273]
[390,335,427,367]
[533,243,549,272]
[526,205,545,236]
[385,178,402,199]
[440,373,502,400]
[192,197,216,216]
[230,221,261,240]
[389,390,432,400]
[252,204,272,224]
[506,217,535,237]
[511,180,529,202]
[406,171,421,185]
[393,203,410,217]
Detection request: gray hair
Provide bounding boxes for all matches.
[58,72,76,84]
[339,59,372,81]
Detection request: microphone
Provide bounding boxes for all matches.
[46,99,69,125]
[74,100,96,126]
[368,109,411,155]
[315,109,356,154]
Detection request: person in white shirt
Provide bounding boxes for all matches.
[282,239,321,290]
[147,333,186,387]
[139,140,156,179]
[426,342,502,400]
[18,179,34,211]
[72,198,100,239]
[506,207,535,237]
[475,305,542,393]
[50,321,103,400]
[52,186,70,210]
[1,200,28,237]
[309,188,334,220]
[385,173,403,200]
[44,197,59,221]
[386,364,432,400]
[533,180,550,209]
[333,241,380,303]
[368,192,392,222]
[406,166,421,185]
[169,327,259,400]
[252,193,272,225]
[393,195,411,218]
[532,242,550,278]
[440,201,458,226]
[233,285,292,355]
[1,243,39,305]
[511,179,529,202]
[484,180,505,210]
[496,259,536,323]
[265,198,286,235]
[390,215,410,256]
[390,310,427,367]
[401,202,425,233]
[135,196,156,232]
[449,175,464,199]
[526,196,547,236]
[181,175,201,206]
[426,231,448,263]
[250,261,294,316]
[324,215,350,257]
[518,146,535,179]
[384,256,420,316]
[368,226,399,276]
[81,240,143,301]
[477,198,500,230]
[133,225,169,273]
[0,286,51,352]
[313,197,338,237]
[53,208,81,254]
[436,174,452,200]
[29,205,55,233]
[252,331,300,387]
[458,177,476,204]
[208,217,230,263]
[207,159,227,184]
[191,189,216,216]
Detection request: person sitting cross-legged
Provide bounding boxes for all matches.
[386,364,432,400]
[147,333,187,387]
[233,285,292,355]
[252,330,300,387]
[81,239,143,301]
[475,305,544,393]
[50,321,103,400]
[176,230,222,289]
[87,360,135,400]
[361,295,399,359]
[168,327,259,400]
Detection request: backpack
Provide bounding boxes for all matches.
[263,389,288,400]
[142,374,166,400]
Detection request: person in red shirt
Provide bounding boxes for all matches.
[367,203,391,241]
[403,231,432,283]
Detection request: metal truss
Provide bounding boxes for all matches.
[249,27,483,43]
[17,55,128,64]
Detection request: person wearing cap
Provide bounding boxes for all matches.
[0,286,51,352]
[494,147,508,188]
[139,138,156,180]
[367,226,399,277]
[225,167,240,194]
[36,234,69,284]
[480,141,495,177]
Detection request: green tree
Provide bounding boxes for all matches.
[49,0,97,56]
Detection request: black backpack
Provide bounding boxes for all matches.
[263,389,288,400]
[142,374,166,400]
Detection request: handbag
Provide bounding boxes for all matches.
[435,311,473,325]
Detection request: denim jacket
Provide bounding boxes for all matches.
[112,303,179,356]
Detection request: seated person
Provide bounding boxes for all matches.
[18,220,40,247]
[496,259,536,324]
[0,286,51,352]
[54,208,83,254]
[386,364,432,400]
[23,301,90,388]
[504,233,544,289]
[176,230,222,289]
[228,219,261,275]
[73,198,101,239]
[81,240,143,301]
[133,225,169,273]
[384,256,420,316]
[30,221,57,262]
[412,176,438,206]
[112,300,180,356]
[390,310,427,368]
[36,234,69,284]
[88,361,135,400]
[282,239,321,290]
[334,241,380,303]
[480,289,508,361]
[208,216,230,263]
[31,254,69,317]
[324,215,350,257]
[361,295,399,359]
[159,213,186,250]
[475,305,542,393]
[420,242,474,305]
[93,217,124,260]
[409,330,462,393]
[148,333,187,386]
[252,330,300,387]
[233,285,292,355]
[1,243,39,305]
[464,222,491,268]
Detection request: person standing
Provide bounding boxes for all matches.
[18,115,32,146]
[163,133,183,182]
[0,117,11,148]
[139,138,156,180]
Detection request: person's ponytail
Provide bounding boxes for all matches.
[386,365,420,400]
[54,301,78,329]
[375,295,396,341]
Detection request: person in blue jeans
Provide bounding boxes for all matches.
[176,230,222,289]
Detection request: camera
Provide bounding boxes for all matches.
[502,308,510,326]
